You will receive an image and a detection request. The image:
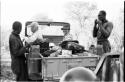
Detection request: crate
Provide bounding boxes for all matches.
[27,57,43,81]
[27,45,43,80]
[28,58,42,74]
[41,56,99,80]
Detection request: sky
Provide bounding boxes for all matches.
[1,0,124,31]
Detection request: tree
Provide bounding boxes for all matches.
[65,1,98,48]
[119,8,124,38]
[109,8,124,52]
[65,1,97,30]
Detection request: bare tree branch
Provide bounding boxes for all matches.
[66,1,97,30]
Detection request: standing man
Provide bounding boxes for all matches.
[9,21,29,81]
[93,10,113,81]
[93,10,113,53]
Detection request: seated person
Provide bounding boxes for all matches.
[61,24,73,41]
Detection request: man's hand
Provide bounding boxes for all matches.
[25,42,31,48]
[94,19,102,26]
[97,20,102,26]
[94,19,98,25]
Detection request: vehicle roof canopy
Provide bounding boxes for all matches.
[25,21,70,27]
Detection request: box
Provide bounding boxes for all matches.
[62,50,72,56]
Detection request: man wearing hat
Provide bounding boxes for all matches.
[61,24,73,41]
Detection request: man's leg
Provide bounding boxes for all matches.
[15,73,20,81]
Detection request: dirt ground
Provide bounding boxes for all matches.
[1,47,15,82]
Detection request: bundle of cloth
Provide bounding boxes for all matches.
[59,40,86,54]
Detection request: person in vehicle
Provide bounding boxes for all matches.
[61,24,73,41]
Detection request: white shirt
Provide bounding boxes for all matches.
[63,33,73,41]
[25,30,43,43]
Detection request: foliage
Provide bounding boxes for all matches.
[65,1,97,30]
[109,8,124,52]
[65,1,98,49]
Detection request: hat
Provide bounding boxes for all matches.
[61,24,70,30]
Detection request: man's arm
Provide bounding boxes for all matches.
[10,38,26,57]
[93,20,98,37]
[93,25,99,37]
[25,34,37,43]
[100,22,113,38]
